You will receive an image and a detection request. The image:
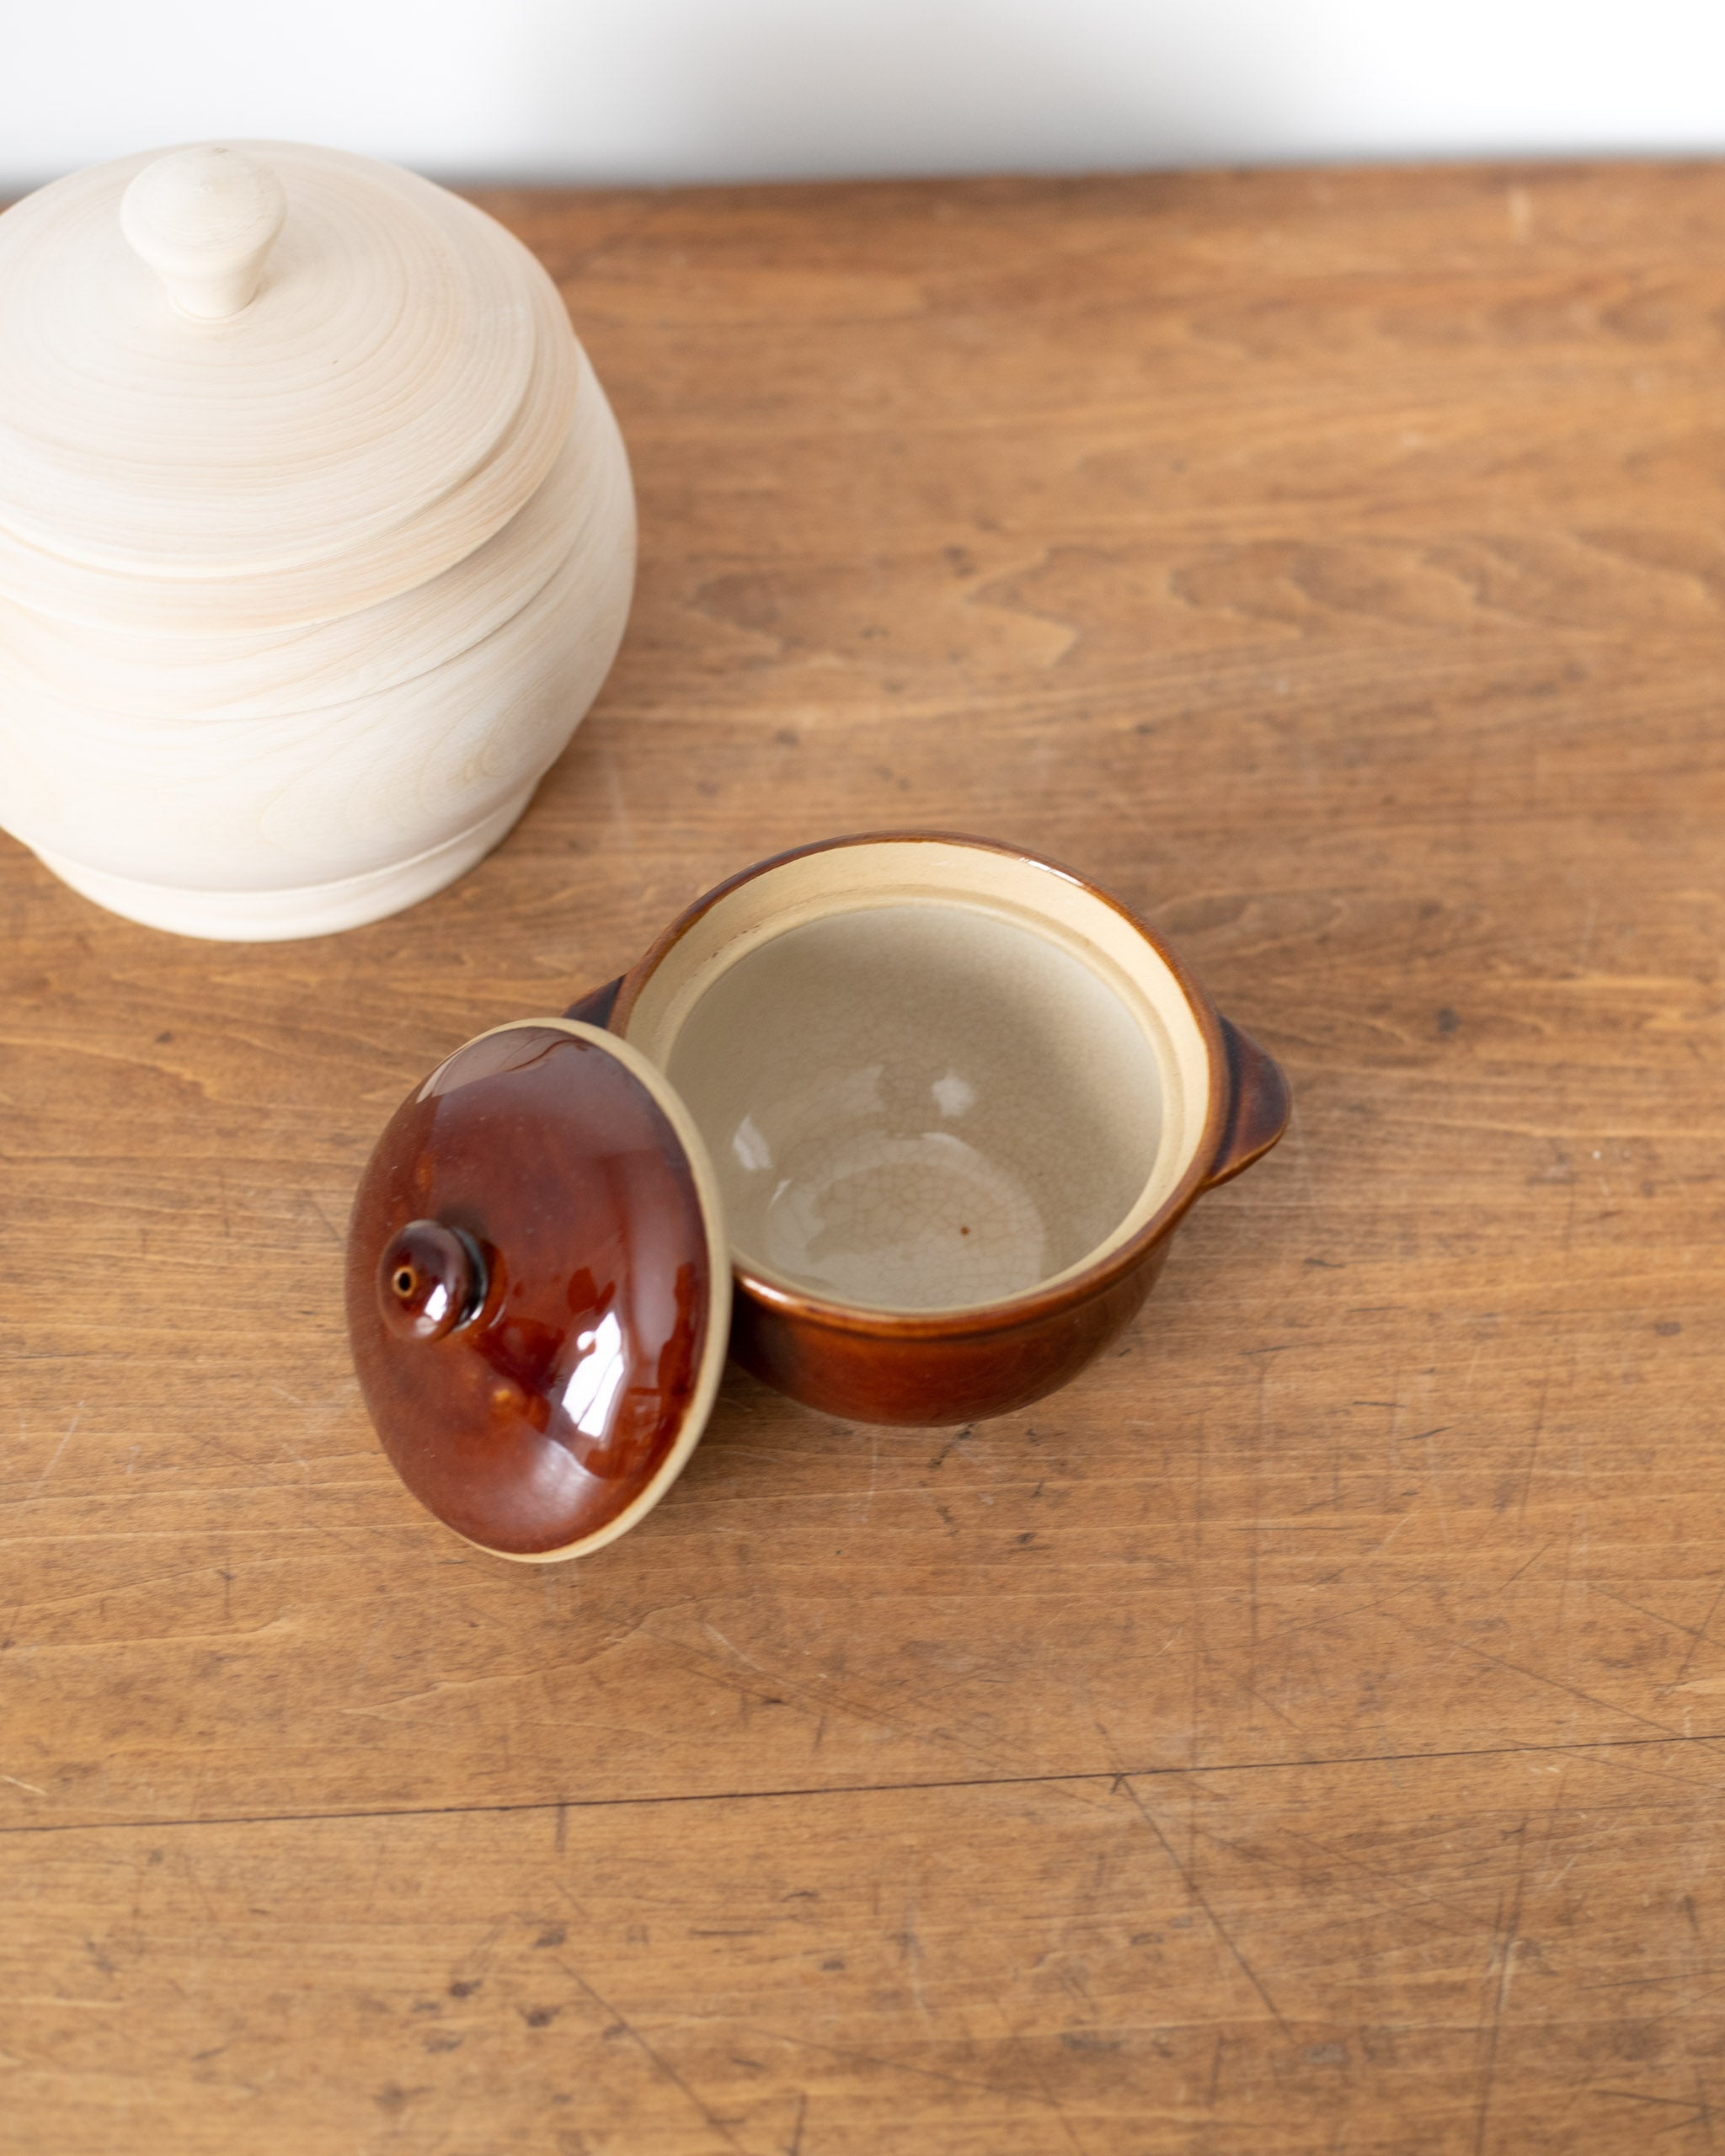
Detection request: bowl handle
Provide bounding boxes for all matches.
[1205,1017,1290,1189]
[563,976,625,1029]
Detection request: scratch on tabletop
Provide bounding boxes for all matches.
[1407,1410,1454,1552]
[675,1627,1055,1792]
[1594,1967,1725,2036]
[1234,1677,1316,1748]
[1574,1746,1725,1812]
[1518,1375,1550,1524]
[1494,1543,1555,1598]
[1589,1582,1710,1646]
[927,1427,973,1471]
[1473,1854,1528,2156]
[24,1402,83,1504]
[1535,1764,1571,1893]
[601,751,642,869]
[1674,1572,1725,1687]
[349,1612,388,1693]
[305,1193,346,1248]
[361,1817,393,1913]
[702,1620,774,1679]
[735,2020,1048,2109]
[1575,892,1599,970]
[1020,2041,1095,2156]
[556,1957,745,2153]
[1408,1626,1681,1740]
[0,1774,47,1797]
[1596,2087,1716,2137]
[1118,1777,1290,2036]
[1190,1414,1208,1776]
[179,1849,220,1930]
[900,1862,932,2031]
[1267,1821,1477,1935]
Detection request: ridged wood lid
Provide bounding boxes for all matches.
[0,141,578,632]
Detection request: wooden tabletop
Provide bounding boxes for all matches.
[5,158,1725,2153]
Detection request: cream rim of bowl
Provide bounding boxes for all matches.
[616,840,1210,1321]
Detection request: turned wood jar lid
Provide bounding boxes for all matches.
[0,141,578,632]
[345,1022,732,1562]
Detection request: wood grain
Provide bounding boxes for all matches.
[5,158,1725,2150]
[0,144,634,938]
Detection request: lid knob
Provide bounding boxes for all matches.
[120,145,287,319]
[377,1219,486,1342]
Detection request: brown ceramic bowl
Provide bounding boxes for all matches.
[581,833,1288,1424]
[347,832,1290,1561]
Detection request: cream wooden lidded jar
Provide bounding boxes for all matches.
[0,142,635,939]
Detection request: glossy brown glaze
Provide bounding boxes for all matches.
[601,832,1291,1428]
[732,1241,1172,1425]
[563,975,622,1028]
[1206,1017,1293,1189]
[377,1218,484,1341]
[346,1023,713,1556]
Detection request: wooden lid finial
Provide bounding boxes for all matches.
[120,145,287,319]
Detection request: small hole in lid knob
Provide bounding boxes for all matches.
[377,1219,484,1342]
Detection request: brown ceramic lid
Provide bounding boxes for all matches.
[345,1020,731,1561]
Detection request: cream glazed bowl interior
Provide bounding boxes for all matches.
[600,833,1285,1424]
[625,845,1202,1310]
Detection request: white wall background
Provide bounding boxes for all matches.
[5,0,1725,191]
